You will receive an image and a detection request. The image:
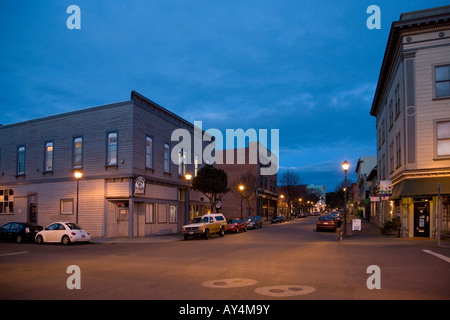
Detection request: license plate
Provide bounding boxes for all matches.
[81,235,86,238]
[189,232,194,235]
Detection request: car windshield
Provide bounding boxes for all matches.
[66,223,82,230]
[319,216,334,221]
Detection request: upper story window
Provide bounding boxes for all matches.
[164,143,170,173]
[17,146,25,175]
[435,65,450,98]
[44,142,54,172]
[178,149,187,176]
[107,132,118,166]
[146,136,153,169]
[73,137,83,169]
[436,120,450,157]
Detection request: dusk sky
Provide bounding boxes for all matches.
[0,0,447,191]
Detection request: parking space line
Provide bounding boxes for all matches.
[422,250,450,264]
[0,251,29,257]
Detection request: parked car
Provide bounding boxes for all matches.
[316,215,337,232]
[227,218,248,233]
[182,213,227,240]
[298,212,307,218]
[329,211,342,227]
[246,216,263,229]
[271,215,286,223]
[0,222,43,243]
[35,222,91,245]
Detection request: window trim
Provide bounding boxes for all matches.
[16,145,26,176]
[44,140,54,173]
[434,119,450,160]
[73,136,83,169]
[106,131,119,167]
[60,198,74,215]
[433,63,450,100]
[145,135,154,170]
[163,143,171,174]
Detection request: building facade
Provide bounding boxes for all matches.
[355,156,377,219]
[0,91,210,238]
[369,6,450,238]
[215,143,278,221]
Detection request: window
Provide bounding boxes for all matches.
[164,144,170,173]
[73,137,83,168]
[146,203,155,223]
[146,136,153,169]
[435,65,450,98]
[194,155,199,177]
[44,142,54,172]
[395,84,400,117]
[437,120,450,157]
[17,146,25,175]
[0,188,14,214]
[396,132,402,167]
[60,199,74,215]
[169,205,177,223]
[107,132,118,166]
[389,141,394,173]
[178,149,186,176]
[388,99,393,129]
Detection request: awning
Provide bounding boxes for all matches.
[391,177,450,199]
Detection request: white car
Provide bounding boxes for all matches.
[35,222,91,245]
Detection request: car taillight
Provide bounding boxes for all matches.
[71,232,76,235]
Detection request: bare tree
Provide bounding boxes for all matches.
[232,171,258,216]
[279,170,303,218]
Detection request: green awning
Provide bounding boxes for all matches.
[391,177,450,199]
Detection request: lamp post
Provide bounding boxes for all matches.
[185,173,192,225]
[342,161,349,239]
[74,171,83,224]
[239,185,245,219]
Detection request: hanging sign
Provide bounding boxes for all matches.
[380,180,392,200]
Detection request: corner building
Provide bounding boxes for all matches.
[0,91,210,238]
[370,6,450,238]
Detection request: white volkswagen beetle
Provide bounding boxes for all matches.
[35,222,91,245]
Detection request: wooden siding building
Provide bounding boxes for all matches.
[369,6,450,238]
[0,91,210,238]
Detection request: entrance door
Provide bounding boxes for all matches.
[107,201,129,237]
[414,201,430,237]
[28,194,38,223]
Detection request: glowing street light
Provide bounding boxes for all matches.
[341,161,349,240]
[239,185,245,218]
[74,171,83,224]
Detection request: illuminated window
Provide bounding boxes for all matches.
[437,121,450,157]
[45,142,54,172]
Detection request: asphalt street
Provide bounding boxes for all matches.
[1,216,449,301]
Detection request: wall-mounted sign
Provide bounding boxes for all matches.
[380,180,392,200]
[134,176,146,194]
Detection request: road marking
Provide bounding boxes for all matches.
[255,285,316,297]
[0,251,29,257]
[423,249,450,264]
[202,278,257,289]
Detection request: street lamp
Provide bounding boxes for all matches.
[74,171,83,224]
[342,161,349,240]
[185,173,192,225]
[239,185,245,219]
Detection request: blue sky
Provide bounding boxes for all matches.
[0,0,447,191]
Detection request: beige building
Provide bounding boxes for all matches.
[370,6,450,238]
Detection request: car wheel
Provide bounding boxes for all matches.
[61,235,71,246]
[36,235,44,244]
[219,227,225,237]
[184,234,189,240]
[236,226,239,233]
[204,229,210,240]
[16,235,23,244]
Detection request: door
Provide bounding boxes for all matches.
[107,201,129,237]
[28,194,38,224]
[414,201,430,237]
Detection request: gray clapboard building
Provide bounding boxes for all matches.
[0,91,210,238]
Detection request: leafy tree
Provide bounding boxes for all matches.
[192,165,229,212]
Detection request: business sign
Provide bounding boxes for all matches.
[380,180,392,200]
[134,176,146,194]
[352,219,361,231]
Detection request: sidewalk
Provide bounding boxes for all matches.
[341,219,450,248]
[92,233,183,244]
